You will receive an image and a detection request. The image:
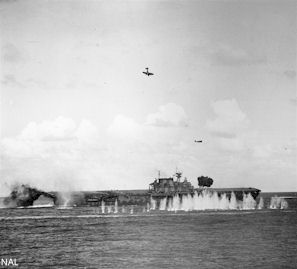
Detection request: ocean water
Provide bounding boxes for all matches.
[0,192,296,269]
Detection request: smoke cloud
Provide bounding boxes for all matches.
[3,184,57,207]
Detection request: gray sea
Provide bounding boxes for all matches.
[0,192,296,269]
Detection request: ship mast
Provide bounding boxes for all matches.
[176,172,182,182]
[174,166,182,182]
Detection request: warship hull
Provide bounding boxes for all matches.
[3,178,260,208]
[51,187,260,207]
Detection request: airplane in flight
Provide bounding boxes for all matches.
[143,67,154,76]
[194,140,203,143]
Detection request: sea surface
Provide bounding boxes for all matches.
[0,192,296,269]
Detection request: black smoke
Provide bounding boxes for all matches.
[3,184,57,207]
[197,176,214,187]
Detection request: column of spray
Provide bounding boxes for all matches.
[159,197,167,210]
[101,200,105,214]
[114,199,118,213]
[269,196,288,209]
[150,196,156,210]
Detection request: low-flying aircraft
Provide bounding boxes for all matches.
[194,140,203,143]
[143,67,154,76]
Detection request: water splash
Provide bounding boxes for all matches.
[269,196,288,209]
[159,197,167,210]
[57,192,73,208]
[107,205,112,213]
[0,198,6,209]
[229,192,238,209]
[101,200,105,214]
[114,200,118,213]
[257,197,264,209]
[241,193,257,210]
[151,190,263,211]
[150,197,156,210]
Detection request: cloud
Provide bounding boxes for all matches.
[0,117,102,195]
[205,98,251,153]
[252,144,274,159]
[146,103,188,127]
[1,74,48,91]
[2,117,100,160]
[1,43,24,63]
[0,105,190,195]
[108,114,142,140]
[1,74,24,87]
[75,119,99,141]
[1,102,295,195]
[206,99,249,139]
[216,137,246,152]
[204,98,296,190]
[19,117,77,141]
[290,97,297,106]
[209,44,265,66]
[107,108,188,152]
[284,70,296,79]
[105,106,195,183]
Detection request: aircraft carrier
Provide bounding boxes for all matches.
[3,172,260,208]
[56,172,260,207]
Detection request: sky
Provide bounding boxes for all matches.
[0,0,296,195]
